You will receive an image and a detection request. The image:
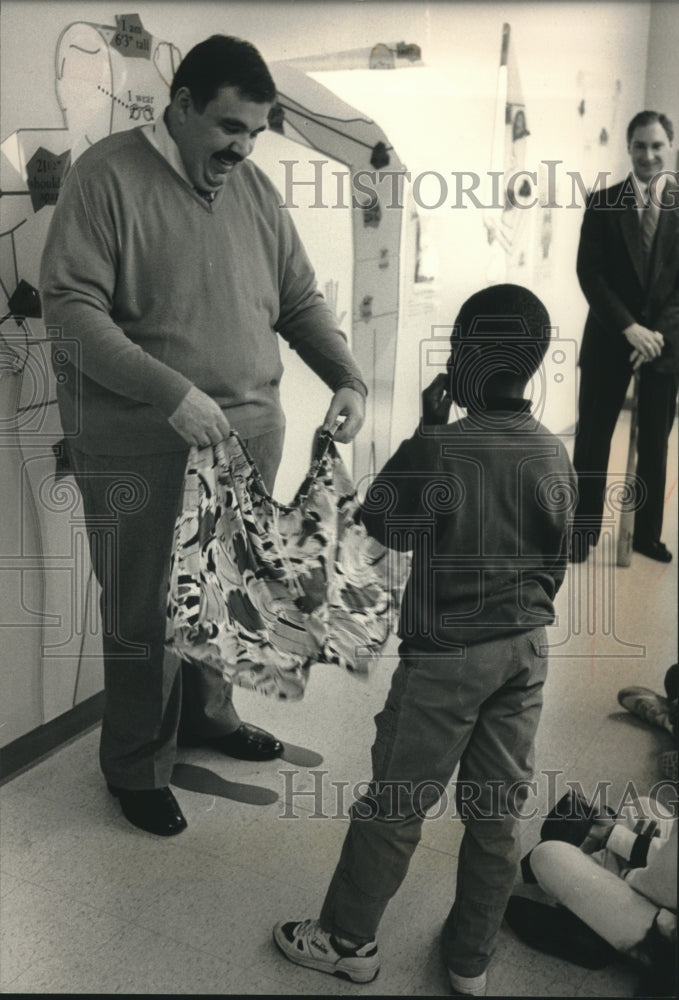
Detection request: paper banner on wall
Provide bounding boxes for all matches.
[576,71,623,187]
[0,15,180,364]
[0,14,181,731]
[0,15,180,215]
[282,42,422,73]
[483,22,534,285]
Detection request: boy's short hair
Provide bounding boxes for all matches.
[170,34,276,110]
[451,283,551,382]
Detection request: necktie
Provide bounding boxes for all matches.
[640,195,659,261]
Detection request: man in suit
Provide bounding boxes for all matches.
[571,110,679,564]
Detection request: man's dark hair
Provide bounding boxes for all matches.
[170,35,276,109]
[451,283,551,381]
[626,110,674,146]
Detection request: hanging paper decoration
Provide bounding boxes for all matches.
[483,22,533,284]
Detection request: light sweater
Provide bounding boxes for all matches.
[40,127,366,454]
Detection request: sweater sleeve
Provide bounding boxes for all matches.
[273,206,367,398]
[39,159,193,416]
[359,433,430,550]
[545,449,577,598]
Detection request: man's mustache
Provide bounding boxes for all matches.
[217,149,244,164]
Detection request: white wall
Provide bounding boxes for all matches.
[1,0,653,438]
[645,0,679,142]
[0,0,660,743]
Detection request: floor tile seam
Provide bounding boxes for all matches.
[0,861,196,922]
[0,783,115,821]
[171,821,346,865]
[124,853,334,906]
[0,969,27,990]
[0,915,126,990]
[84,908,299,977]
[278,796,323,816]
[0,791,99,821]
[0,866,34,887]
[1,887,632,997]
[3,764,297,800]
[0,869,139,920]
[171,837,344,875]
[0,960,279,997]
[0,784,66,805]
[9,828,339,902]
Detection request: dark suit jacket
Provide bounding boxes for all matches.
[577,176,679,373]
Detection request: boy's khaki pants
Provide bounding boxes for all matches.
[320,627,548,978]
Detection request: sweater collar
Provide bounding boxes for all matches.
[142,109,194,189]
[468,397,532,413]
[142,110,217,203]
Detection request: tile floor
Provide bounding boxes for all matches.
[1,417,677,996]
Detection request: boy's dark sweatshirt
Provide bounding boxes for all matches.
[360,397,576,651]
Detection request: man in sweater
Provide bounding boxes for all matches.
[40,35,367,836]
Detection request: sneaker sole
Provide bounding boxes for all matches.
[448,968,488,996]
[272,925,380,983]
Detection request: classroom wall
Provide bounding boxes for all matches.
[0,0,659,747]
[645,0,679,153]
[1,0,653,434]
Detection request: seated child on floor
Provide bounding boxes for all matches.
[506,787,677,999]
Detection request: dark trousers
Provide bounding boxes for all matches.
[68,428,284,789]
[572,357,678,544]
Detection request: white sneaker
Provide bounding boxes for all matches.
[273,918,380,983]
[448,967,488,996]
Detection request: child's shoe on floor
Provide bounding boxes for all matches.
[618,686,672,732]
[448,967,487,996]
[273,918,379,983]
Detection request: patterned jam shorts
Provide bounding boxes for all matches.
[167,430,410,699]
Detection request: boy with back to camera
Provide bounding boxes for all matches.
[273,284,576,996]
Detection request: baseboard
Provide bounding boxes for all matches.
[0,691,105,785]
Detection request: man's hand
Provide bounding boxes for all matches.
[623,323,664,368]
[629,349,644,371]
[322,387,365,443]
[168,386,231,447]
[422,372,453,426]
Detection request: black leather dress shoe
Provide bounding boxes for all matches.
[179,722,283,761]
[633,539,673,563]
[107,784,187,836]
